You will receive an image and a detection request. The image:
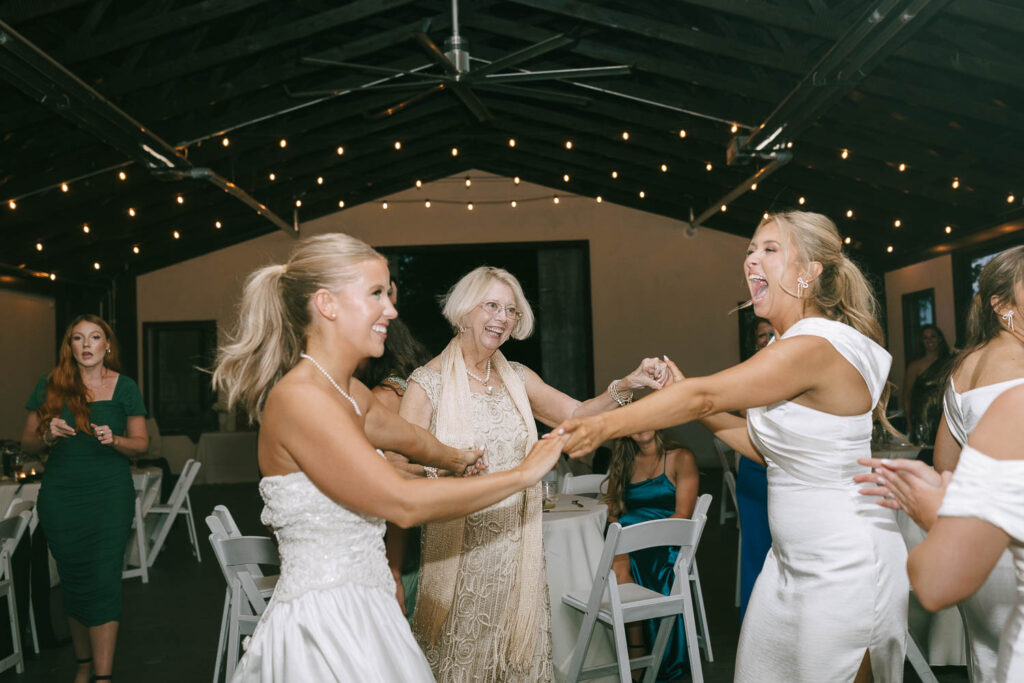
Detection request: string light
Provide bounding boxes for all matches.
[705,162,713,172]
[49,273,56,281]
[553,196,560,204]
[424,200,431,208]
[846,209,854,218]
[279,138,287,148]
[513,176,521,185]
[336,146,345,155]
[465,177,472,188]
[679,129,687,138]
[118,171,127,181]
[35,242,42,251]
[894,219,901,228]
[886,245,894,253]
[951,177,960,189]
[611,171,618,179]
[415,180,423,188]
[338,200,345,208]
[563,174,570,182]
[269,173,276,181]
[317,176,324,185]
[844,236,852,244]
[215,220,222,229]
[720,204,727,212]
[451,147,459,156]
[730,123,738,134]
[750,183,758,190]
[61,182,69,192]
[93,262,101,270]
[295,199,302,207]
[638,190,645,199]
[221,137,230,147]
[132,245,140,254]
[82,224,90,234]
[510,200,517,208]
[467,202,474,211]
[945,225,952,234]
[172,230,180,239]
[393,141,402,151]
[1007,193,1016,203]
[382,202,388,210]
[660,164,668,172]
[898,163,906,172]
[786,141,793,148]
[508,138,516,147]
[621,131,629,141]
[763,211,770,219]
[797,196,805,205]
[840,148,849,160]
[128,207,136,216]
[7,200,15,210]
[596,196,603,203]
[565,140,573,149]
[176,194,184,204]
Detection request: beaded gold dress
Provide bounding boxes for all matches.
[409,364,554,683]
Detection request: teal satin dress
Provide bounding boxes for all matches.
[619,462,687,682]
[26,374,146,626]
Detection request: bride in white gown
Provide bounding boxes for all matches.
[211,233,566,682]
[558,211,907,682]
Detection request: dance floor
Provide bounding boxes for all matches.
[6,471,968,682]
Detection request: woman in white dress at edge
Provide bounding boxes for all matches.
[858,245,1024,682]
[862,385,1024,682]
[211,233,567,682]
[557,210,908,682]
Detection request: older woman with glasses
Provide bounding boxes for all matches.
[400,266,668,682]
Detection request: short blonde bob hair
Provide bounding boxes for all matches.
[441,266,534,340]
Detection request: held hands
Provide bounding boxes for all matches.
[553,413,610,460]
[450,446,488,477]
[518,432,569,484]
[91,423,116,446]
[623,357,671,391]
[854,457,952,531]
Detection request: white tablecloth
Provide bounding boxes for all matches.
[543,494,617,682]
[195,431,259,484]
[0,479,41,517]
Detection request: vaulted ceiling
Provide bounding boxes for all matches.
[2,0,1023,286]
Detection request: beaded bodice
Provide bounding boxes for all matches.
[258,471,394,602]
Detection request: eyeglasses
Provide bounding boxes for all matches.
[479,300,523,320]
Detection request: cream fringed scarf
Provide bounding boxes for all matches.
[413,337,543,671]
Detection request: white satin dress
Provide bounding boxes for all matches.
[938,445,1024,683]
[942,377,1024,682]
[231,470,434,682]
[736,317,908,682]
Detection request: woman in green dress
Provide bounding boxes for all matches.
[21,314,149,683]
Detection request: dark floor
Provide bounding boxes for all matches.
[4,471,969,682]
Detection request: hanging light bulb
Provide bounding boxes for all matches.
[269,173,276,181]
[705,162,713,171]
[840,148,849,160]
[638,190,645,199]
[894,219,901,228]
[951,177,960,189]
[176,194,184,204]
[467,202,474,211]
[660,164,668,172]
[132,245,140,254]
[279,138,287,148]
[720,204,728,212]
[621,131,629,141]
[7,200,15,210]
[797,196,805,205]
[786,141,793,148]
[338,200,345,208]
[1007,193,1016,203]
[118,171,127,181]
[317,176,324,185]
[424,200,431,208]
[763,211,770,220]
[215,220,222,229]
[465,177,472,188]
[596,196,603,203]
[846,209,854,218]
[49,273,56,281]
[61,182,69,192]
[128,208,136,216]
[415,179,422,188]
[508,138,516,147]
[35,242,43,251]
[393,141,402,150]
[382,202,389,210]
[730,123,738,134]
[222,137,230,147]
[510,200,517,208]
[886,245,894,253]
[945,225,952,234]
[565,140,573,149]
[336,146,345,155]
[898,163,906,172]
[611,170,618,179]
[451,147,459,156]
[82,224,90,234]
[295,199,302,207]
[93,262,101,270]
[553,196,560,204]
[678,129,687,138]
[844,236,852,245]
[563,174,570,182]
[513,176,521,185]
[750,183,758,190]
[172,230,180,239]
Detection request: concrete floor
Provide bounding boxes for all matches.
[5,471,968,682]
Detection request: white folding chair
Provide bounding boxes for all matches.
[3,500,39,655]
[688,494,714,662]
[0,512,32,675]
[562,499,710,683]
[208,532,279,683]
[906,629,939,683]
[720,466,742,607]
[145,459,203,567]
[713,438,738,526]
[560,473,609,496]
[122,472,150,583]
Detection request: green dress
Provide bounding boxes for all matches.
[26,374,146,626]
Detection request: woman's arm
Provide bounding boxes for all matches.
[558,335,843,458]
[20,412,45,454]
[523,358,668,427]
[263,382,565,528]
[384,522,410,615]
[668,448,699,519]
[932,414,960,473]
[699,413,764,465]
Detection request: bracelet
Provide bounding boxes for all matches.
[424,466,439,479]
[608,379,633,407]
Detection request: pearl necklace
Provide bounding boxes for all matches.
[465,358,494,395]
[300,353,362,416]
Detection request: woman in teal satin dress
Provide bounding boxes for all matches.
[22,315,149,683]
[604,430,699,682]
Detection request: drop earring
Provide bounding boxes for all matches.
[1002,310,1015,332]
[797,277,809,297]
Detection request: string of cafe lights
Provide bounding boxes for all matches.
[9,124,1017,278]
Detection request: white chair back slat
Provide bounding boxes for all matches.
[559,472,609,496]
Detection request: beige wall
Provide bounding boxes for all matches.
[0,289,56,439]
[883,254,956,393]
[137,172,752,466]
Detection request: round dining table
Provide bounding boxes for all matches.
[542,493,619,682]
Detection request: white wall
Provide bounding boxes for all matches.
[883,254,956,392]
[0,289,55,439]
[137,172,753,467]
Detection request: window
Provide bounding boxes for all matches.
[142,321,218,439]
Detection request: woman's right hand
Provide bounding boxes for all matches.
[448,446,488,476]
[517,433,568,486]
[47,417,76,441]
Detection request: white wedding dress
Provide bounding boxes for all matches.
[938,445,1024,683]
[941,377,1024,682]
[736,317,908,682]
[231,470,434,682]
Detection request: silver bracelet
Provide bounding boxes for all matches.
[424,466,439,479]
[607,379,633,407]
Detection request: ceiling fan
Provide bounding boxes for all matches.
[287,0,632,121]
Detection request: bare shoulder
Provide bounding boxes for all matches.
[970,385,1024,461]
[666,447,696,466]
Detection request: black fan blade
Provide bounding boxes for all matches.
[483,65,632,83]
[470,34,575,79]
[367,83,447,120]
[451,85,492,122]
[413,32,459,74]
[302,57,442,81]
[475,83,591,107]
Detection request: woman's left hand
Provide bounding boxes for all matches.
[623,357,670,391]
[91,423,115,446]
[555,413,611,459]
[448,446,488,476]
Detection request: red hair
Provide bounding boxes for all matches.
[36,314,122,437]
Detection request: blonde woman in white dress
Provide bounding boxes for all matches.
[559,211,908,682]
[211,234,567,682]
[400,266,669,682]
[859,245,1024,682]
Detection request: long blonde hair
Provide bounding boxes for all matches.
[212,233,384,421]
[763,211,891,424]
